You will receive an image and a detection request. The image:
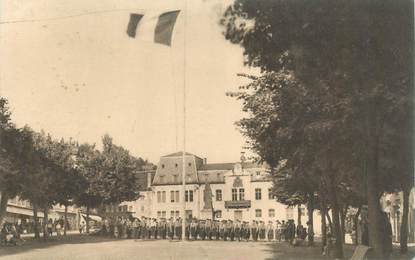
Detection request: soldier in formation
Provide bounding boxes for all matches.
[100,217,306,243]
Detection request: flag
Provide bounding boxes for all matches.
[126,13,144,38]
[126,10,180,46]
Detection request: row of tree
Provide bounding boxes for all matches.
[0,97,150,238]
[222,1,413,259]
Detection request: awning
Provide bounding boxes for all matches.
[7,205,44,218]
[81,214,102,222]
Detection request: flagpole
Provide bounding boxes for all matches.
[181,0,187,241]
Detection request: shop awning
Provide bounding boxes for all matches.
[81,214,102,222]
[6,205,44,218]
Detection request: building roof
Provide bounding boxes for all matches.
[197,171,226,183]
[198,163,235,171]
[198,162,262,171]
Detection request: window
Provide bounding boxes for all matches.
[141,206,144,212]
[256,171,261,176]
[162,191,166,203]
[239,188,245,201]
[185,190,194,202]
[171,191,175,202]
[161,211,166,218]
[188,163,191,167]
[216,190,222,201]
[216,210,222,218]
[255,209,262,218]
[129,206,133,212]
[175,163,178,168]
[170,211,175,217]
[173,175,178,183]
[161,164,165,168]
[157,191,161,203]
[255,188,262,200]
[268,188,273,200]
[175,191,180,203]
[269,209,275,218]
[286,208,294,220]
[157,211,161,218]
[232,188,238,201]
[175,211,180,218]
[159,176,165,183]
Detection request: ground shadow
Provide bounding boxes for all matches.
[0,234,136,258]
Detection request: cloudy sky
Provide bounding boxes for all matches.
[0,0,256,164]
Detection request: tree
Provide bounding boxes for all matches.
[222,1,413,258]
[74,143,103,234]
[0,98,25,226]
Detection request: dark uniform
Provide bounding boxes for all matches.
[167,219,174,239]
[174,219,182,239]
[251,221,258,241]
[205,220,212,240]
[199,221,206,240]
[234,221,241,241]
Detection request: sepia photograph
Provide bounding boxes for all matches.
[0,0,413,259]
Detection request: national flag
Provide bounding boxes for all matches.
[126,10,180,46]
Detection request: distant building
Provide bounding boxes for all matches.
[4,195,80,231]
[121,152,321,232]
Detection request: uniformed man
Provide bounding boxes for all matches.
[275,220,282,242]
[267,221,274,241]
[259,221,266,241]
[219,220,226,240]
[214,220,220,240]
[185,218,190,240]
[190,218,198,240]
[167,218,174,240]
[251,220,258,241]
[175,218,182,240]
[228,220,235,241]
[234,220,241,242]
[205,219,212,240]
[199,220,206,240]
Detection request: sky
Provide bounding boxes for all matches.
[0,0,257,164]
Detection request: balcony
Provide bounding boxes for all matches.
[224,200,251,209]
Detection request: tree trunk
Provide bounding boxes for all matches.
[326,210,333,234]
[366,149,388,259]
[366,98,389,259]
[328,180,344,259]
[321,205,327,254]
[297,206,302,226]
[43,207,49,240]
[307,194,314,246]
[33,203,40,239]
[354,206,361,245]
[400,186,410,254]
[0,192,9,227]
[340,204,348,243]
[64,204,68,236]
[86,206,90,234]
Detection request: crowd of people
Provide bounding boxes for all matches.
[99,216,310,243]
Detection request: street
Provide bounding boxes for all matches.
[0,235,414,260]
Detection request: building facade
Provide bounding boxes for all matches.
[121,152,322,233]
[2,195,80,231]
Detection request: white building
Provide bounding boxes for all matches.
[122,152,322,233]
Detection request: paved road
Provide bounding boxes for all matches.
[0,240,275,260]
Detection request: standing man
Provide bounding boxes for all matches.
[251,220,258,242]
[234,220,241,242]
[206,219,212,240]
